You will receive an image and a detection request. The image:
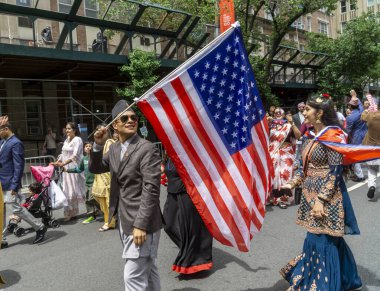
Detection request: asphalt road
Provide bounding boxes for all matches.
[2,179,380,291]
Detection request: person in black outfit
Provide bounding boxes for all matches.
[163,157,213,274]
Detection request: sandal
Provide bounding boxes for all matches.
[98,225,110,232]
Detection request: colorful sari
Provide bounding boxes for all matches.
[268,120,296,204]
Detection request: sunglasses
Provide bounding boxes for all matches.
[274,111,282,114]
[119,114,138,123]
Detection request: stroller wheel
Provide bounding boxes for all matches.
[50,220,60,228]
[7,222,17,233]
[13,227,25,237]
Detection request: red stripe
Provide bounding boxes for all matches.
[153,87,248,251]
[137,100,232,247]
[242,144,266,218]
[246,144,269,208]
[170,78,253,227]
[172,262,213,274]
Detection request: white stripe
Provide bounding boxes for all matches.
[179,73,258,212]
[146,95,238,247]
[162,81,251,247]
[239,148,265,205]
[251,126,270,202]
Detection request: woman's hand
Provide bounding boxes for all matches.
[311,200,326,219]
[281,184,292,190]
[50,161,64,167]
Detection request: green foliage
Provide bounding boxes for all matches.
[307,12,380,102]
[117,50,161,120]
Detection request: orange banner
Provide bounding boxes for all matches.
[219,0,235,33]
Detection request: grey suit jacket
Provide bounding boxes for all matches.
[89,134,163,235]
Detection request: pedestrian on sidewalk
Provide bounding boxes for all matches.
[280,94,362,290]
[0,119,47,246]
[64,142,99,224]
[346,89,367,182]
[90,100,163,291]
[361,107,380,200]
[92,125,116,232]
[163,156,213,274]
[51,122,85,222]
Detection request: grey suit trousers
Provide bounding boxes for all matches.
[119,220,161,291]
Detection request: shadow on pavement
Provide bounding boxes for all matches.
[171,288,201,291]
[7,230,67,247]
[242,279,289,290]
[358,264,380,290]
[0,269,21,289]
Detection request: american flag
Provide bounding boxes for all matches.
[137,23,273,252]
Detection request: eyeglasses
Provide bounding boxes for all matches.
[119,114,138,124]
[274,111,282,114]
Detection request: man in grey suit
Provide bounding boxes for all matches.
[292,101,306,130]
[89,100,162,291]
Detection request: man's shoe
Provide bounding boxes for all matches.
[33,226,47,244]
[82,216,95,224]
[1,240,8,249]
[367,186,376,199]
[351,176,365,182]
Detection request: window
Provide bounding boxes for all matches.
[318,21,328,35]
[65,100,83,124]
[350,1,357,10]
[340,1,347,13]
[17,0,32,28]
[85,0,98,18]
[59,0,73,14]
[25,100,43,136]
[307,17,312,32]
[292,17,304,29]
[140,36,151,46]
[16,0,31,6]
[368,0,374,6]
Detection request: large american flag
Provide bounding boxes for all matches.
[137,23,273,252]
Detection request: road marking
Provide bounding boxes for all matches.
[347,172,380,192]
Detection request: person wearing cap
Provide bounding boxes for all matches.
[346,90,368,182]
[292,102,306,130]
[89,100,162,291]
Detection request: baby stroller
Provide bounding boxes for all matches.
[7,165,61,237]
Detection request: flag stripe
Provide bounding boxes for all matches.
[169,77,254,225]
[179,73,261,213]
[152,87,249,250]
[137,99,235,247]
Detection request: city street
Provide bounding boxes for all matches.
[2,179,380,291]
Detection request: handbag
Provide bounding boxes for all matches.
[49,180,68,209]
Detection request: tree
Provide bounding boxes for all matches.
[117,50,161,120]
[307,12,380,101]
[233,0,339,105]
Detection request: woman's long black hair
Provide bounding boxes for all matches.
[306,94,341,128]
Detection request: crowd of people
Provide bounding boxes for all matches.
[1,90,379,290]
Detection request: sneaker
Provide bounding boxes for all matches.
[33,226,47,244]
[82,216,95,224]
[1,240,8,249]
[367,186,376,199]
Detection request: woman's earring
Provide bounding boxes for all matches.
[316,118,321,124]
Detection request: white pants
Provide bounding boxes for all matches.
[368,165,379,188]
[353,163,364,179]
